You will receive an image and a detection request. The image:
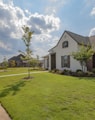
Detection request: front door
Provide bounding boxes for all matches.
[51,53,56,70]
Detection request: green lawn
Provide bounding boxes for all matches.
[0,67,40,75]
[0,69,95,120]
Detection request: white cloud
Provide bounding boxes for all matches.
[89,28,95,36]
[27,13,60,34]
[0,41,12,51]
[45,0,69,14]
[0,0,60,59]
[0,1,26,40]
[90,7,95,16]
[31,33,59,58]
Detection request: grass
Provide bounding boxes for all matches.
[0,69,95,120]
[0,67,41,75]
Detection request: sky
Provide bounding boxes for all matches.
[0,0,95,61]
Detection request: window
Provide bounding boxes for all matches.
[62,41,68,48]
[61,55,70,68]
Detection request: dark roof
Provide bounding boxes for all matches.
[8,54,25,61]
[49,31,91,51]
[66,31,91,46]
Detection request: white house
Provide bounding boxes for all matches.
[44,31,95,71]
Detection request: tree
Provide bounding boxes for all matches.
[72,45,94,72]
[36,55,40,68]
[30,58,38,69]
[9,60,16,67]
[2,56,8,71]
[20,25,34,78]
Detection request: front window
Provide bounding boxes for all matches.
[62,41,68,48]
[61,55,70,68]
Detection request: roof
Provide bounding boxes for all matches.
[8,54,25,61]
[49,31,91,52]
[66,31,90,46]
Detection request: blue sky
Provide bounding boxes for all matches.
[0,0,95,61]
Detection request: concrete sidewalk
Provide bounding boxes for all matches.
[0,71,48,78]
[0,104,11,120]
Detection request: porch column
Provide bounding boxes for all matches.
[49,54,51,70]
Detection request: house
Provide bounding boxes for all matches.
[8,54,27,67]
[44,31,95,71]
[43,55,49,70]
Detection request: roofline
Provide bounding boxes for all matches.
[66,31,90,46]
[48,31,66,52]
[48,30,90,52]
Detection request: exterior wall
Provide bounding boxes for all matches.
[49,32,83,71]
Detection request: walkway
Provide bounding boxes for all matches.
[0,71,48,78]
[0,104,11,120]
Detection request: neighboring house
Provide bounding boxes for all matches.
[44,31,95,71]
[8,54,27,67]
[43,55,49,70]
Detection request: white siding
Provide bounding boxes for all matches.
[49,32,83,71]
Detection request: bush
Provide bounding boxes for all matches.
[92,68,95,74]
[63,69,72,75]
[76,69,82,73]
[76,71,84,76]
[85,71,94,77]
[58,70,64,75]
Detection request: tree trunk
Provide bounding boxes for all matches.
[28,60,30,78]
[80,61,83,72]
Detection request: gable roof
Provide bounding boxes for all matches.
[8,54,25,61]
[66,31,90,46]
[49,31,91,52]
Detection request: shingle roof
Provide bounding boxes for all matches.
[49,31,91,52]
[66,31,91,46]
[8,54,25,61]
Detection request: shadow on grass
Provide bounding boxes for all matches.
[0,80,27,98]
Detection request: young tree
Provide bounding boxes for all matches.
[30,58,38,69]
[72,45,94,72]
[21,25,34,78]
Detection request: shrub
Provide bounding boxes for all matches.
[76,71,84,77]
[76,69,82,73]
[92,68,95,74]
[63,69,72,75]
[85,71,94,77]
[58,70,64,75]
